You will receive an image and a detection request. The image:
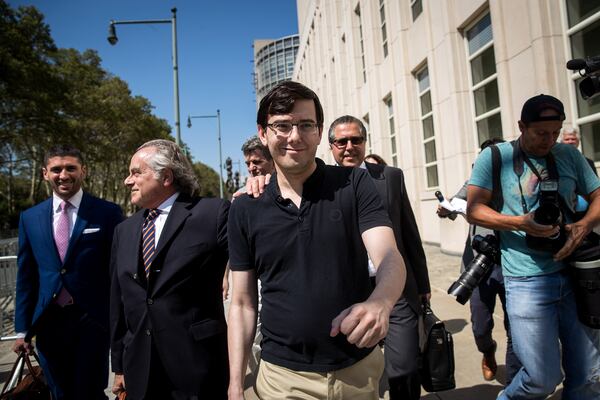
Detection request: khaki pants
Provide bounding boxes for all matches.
[255,347,384,400]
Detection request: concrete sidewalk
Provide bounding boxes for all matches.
[0,244,563,399]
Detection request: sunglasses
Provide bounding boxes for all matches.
[330,136,366,148]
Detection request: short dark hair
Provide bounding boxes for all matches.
[44,145,85,166]
[256,81,324,129]
[365,154,387,166]
[480,137,505,151]
[328,115,367,143]
[241,136,272,161]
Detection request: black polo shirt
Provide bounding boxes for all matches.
[228,158,392,372]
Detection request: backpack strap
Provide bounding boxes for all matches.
[490,144,503,213]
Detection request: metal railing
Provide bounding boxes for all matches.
[0,238,17,337]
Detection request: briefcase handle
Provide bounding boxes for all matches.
[0,350,44,395]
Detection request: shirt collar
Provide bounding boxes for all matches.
[334,160,367,169]
[52,188,83,212]
[266,158,326,202]
[155,192,180,215]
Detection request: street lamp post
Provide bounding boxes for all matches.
[107,8,182,146]
[187,110,224,198]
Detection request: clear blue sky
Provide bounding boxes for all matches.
[8,0,299,176]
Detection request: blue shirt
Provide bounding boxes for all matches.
[469,141,600,277]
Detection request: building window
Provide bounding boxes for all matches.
[363,113,372,154]
[379,0,388,57]
[355,4,367,83]
[384,96,397,167]
[466,13,502,147]
[411,0,423,21]
[567,1,600,161]
[416,66,438,188]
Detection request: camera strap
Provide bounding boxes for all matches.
[511,139,559,214]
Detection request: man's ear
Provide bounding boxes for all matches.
[42,167,49,181]
[258,124,268,146]
[518,120,526,134]
[162,168,174,187]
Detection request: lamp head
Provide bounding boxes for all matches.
[107,23,118,45]
[186,116,192,128]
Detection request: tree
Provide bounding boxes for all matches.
[0,1,176,227]
[192,162,221,198]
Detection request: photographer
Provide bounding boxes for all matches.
[438,138,521,385]
[467,94,600,399]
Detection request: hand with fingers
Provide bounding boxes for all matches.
[330,300,391,348]
[520,212,561,238]
[241,174,271,198]
[554,221,592,261]
[12,337,34,354]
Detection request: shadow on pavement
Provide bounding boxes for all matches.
[444,318,468,335]
[421,383,502,399]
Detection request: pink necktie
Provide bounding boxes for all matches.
[54,201,73,306]
[55,201,70,262]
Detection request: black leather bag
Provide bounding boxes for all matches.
[419,303,456,392]
[0,350,51,400]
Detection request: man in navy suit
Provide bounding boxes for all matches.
[13,145,123,400]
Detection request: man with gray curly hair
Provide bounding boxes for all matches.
[111,139,230,399]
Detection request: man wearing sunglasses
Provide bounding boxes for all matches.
[329,115,431,400]
[227,82,407,400]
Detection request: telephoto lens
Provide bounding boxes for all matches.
[448,234,500,304]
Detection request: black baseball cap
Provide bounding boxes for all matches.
[520,94,565,124]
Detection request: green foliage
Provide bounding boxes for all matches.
[0,1,175,227]
[192,161,222,198]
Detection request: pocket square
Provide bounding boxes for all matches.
[82,227,100,234]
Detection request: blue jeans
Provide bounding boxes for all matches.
[499,272,600,400]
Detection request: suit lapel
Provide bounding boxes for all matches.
[150,195,193,294]
[39,198,62,266]
[63,193,90,265]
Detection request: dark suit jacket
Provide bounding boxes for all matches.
[110,194,230,398]
[15,192,123,335]
[365,163,431,314]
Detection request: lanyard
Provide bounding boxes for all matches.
[511,140,559,214]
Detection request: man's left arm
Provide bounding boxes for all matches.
[330,226,406,348]
[13,214,37,354]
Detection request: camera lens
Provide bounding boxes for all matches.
[534,203,561,225]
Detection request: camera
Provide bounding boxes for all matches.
[525,180,567,253]
[448,234,500,305]
[567,55,600,100]
[566,232,600,329]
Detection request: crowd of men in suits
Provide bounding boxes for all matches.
[12,81,600,400]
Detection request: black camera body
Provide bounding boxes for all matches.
[525,180,567,253]
[448,234,500,305]
[567,55,600,100]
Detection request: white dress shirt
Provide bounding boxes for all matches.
[153,192,179,247]
[52,188,83,238]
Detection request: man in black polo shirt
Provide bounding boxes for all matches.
[227,81,407,400]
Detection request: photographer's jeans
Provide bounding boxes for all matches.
[499,272,600,400]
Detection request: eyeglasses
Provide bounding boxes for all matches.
[330,136,366,148]
[266,121,318,136]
